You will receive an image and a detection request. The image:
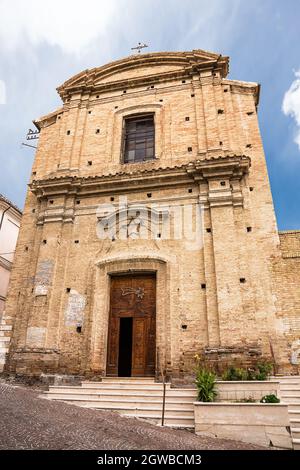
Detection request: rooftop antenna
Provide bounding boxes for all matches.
[131,42,148,54]
[22,128,39,150]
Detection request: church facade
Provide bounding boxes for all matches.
[4,50,300,381]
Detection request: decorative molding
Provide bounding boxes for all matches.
[56,50,229,101]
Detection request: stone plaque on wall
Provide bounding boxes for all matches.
[26,327,46,347]
[64,289,86,326]
[34,260,54,296]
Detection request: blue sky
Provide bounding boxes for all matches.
[0,0,299,229]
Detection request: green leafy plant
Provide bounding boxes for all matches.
[195,368,217,402]
[260,394,280,403]
[255,362,273,381]
[221,361,273,381]
[222,366,248,381]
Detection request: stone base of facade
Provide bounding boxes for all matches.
[4,344,295,386]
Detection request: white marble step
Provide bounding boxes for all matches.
[0,325,12,331]
[0,336,10,342]
[280,385,300,397]
[123,414,194,427]
[48,386,196,398]
[289,410,300,420]
[273,375,300,380]
[81,382,172,390]
[45,391,195,403]
[45,379,197,429]
[101,377,156,382]
[77,403,194,416]
[281,396,300,403]
[292,438,300,450]
[45,397,194,412]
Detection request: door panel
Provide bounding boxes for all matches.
[132,318,146,376]
[106,316,119,376]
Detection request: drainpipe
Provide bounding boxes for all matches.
[0,204,11,231]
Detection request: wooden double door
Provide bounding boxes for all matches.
[106,273,156,377]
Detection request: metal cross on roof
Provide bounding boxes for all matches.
[131,42,148,54]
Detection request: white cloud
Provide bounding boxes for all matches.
[0,0,116,55]
[282,69,300,150]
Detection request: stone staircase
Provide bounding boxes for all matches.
[43,377,196,428]
[0,316,12,373]
[43,375,300,448]
[277,376,300,450]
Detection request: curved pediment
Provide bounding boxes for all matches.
[57,49,229,100]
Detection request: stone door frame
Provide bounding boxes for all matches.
[89,255,170,378]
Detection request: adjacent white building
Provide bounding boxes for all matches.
[0,194,22,320]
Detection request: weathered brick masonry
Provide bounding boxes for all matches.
[3,49,300,380]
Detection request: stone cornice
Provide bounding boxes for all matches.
[31,156,250,224]
[30,155,250,199]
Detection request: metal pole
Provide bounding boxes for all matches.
[157,346,166,427]
[161,369,166,427]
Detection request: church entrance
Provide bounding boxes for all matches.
[106,273,156,377]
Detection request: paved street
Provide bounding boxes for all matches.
[0,380,263,450]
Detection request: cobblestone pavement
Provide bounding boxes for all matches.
[0,380,264,450]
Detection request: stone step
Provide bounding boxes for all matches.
[273,375,300,380]
[49,384,176,394]
[288,410,300,420]
[0,336,10,343]
[292,438,300,450]
[288,402,300,410]
[291,427,300,438]
[98,380,159,386]
[44,396,194,411]
[122,413,194,427]
[65,402,194,417]
[290,418,300,425]
[280,389,300,396]
[48,385,192,396]
[280,385,300,391]
[80,382,172,390]
[44,378,197,429]
[281,396,300,403]
[0,347,9,353]
[101,377,156,383]
[45,391,195,403]
[0,325,12,331]
[279,380,300,386]
[163,423,194,429]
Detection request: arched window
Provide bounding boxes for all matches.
[123,113,155,163]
